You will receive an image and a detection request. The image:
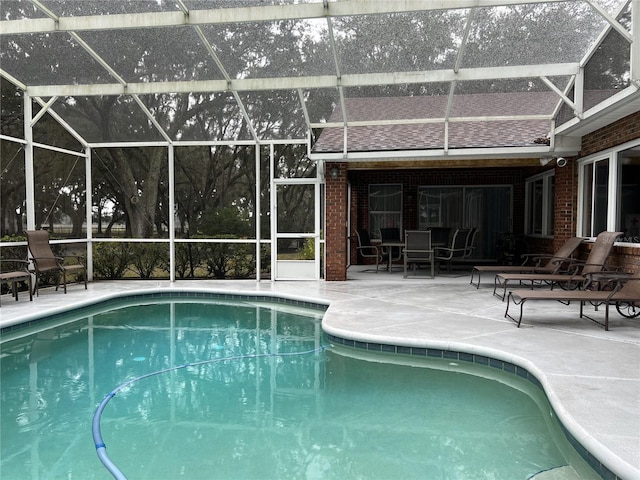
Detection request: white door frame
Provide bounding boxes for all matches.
[271,177,322,280]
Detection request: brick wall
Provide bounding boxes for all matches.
[578,111,640,274]
[579,111,640,157]
[325,111,640,280]
[325,162,348,280]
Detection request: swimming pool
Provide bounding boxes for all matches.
[0,293,602,479]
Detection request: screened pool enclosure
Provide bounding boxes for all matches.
[1,0,638,281]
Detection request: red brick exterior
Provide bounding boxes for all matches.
[325,163,348,281]
[324,111,640,280]
[577,111,640,274]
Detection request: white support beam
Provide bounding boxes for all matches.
[0,1,571,35]
[131,94,173,143]
[25,63,581,97]
[585,0,633,43]
[540,76,576,111]
[632,0,640,86]
[85,147,93,281]
[32,96,89,147]
[24,94,35,231]
[310,113,552,129]
[30,96,58,127]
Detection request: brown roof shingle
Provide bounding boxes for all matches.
[313,92,557,153]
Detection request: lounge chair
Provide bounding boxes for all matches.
[505,270,640,330]
[493,231,622,300]
[354,229,384,272]
[470,236,584,288]
[0,259,33,305]
[403,230,434,278]
[435,228,470,272]
[26,230,87,295]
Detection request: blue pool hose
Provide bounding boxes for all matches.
[92,345,328,480]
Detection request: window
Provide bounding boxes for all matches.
[579,140,640,244]
[368,184,402,240]
[525,171,554,236]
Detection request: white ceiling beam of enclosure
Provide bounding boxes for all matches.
[584,0,633,42]
[0,0,573,35]
[24,63,580,98]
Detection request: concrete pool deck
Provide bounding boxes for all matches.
[1,269,638,479]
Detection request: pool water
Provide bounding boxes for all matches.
[0,296,600,479]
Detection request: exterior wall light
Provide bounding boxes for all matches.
[330,167,340,179]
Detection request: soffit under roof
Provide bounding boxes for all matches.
[0,0,636,155]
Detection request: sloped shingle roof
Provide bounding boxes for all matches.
[313,92,557,153]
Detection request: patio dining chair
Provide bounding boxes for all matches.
[26,230,87,295]
[403,230,434,278]
[435,228,471,272]
[354,229,384,272]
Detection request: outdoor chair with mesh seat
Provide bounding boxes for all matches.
[354,229,385,272]
[403,230,434,278]
[493,231,623,300]
[435,228,471,272]
[470,236,584,288]
[0,259,33,305]
[505,270,640,330]
[26,230,87,295]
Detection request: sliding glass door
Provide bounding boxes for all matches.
[417,185,512,259]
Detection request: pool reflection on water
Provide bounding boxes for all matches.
[0,297,600,479]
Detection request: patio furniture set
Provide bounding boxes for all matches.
[0,230,86,306]
[355,227,478,278]
[469,231,639,330]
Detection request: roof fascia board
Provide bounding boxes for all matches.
[309,145,579,162]
[555,84,640,135]
[0,1,569,35]
[25,63,580,97]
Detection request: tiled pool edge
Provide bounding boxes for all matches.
[0,289,329,336]
[326,333,623,480]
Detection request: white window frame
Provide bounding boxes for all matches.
[577,138,640,245]
[524,170,555,237]
[368,184,403,240]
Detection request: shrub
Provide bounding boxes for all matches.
[93,242,133,279]
[129,243,169,279]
